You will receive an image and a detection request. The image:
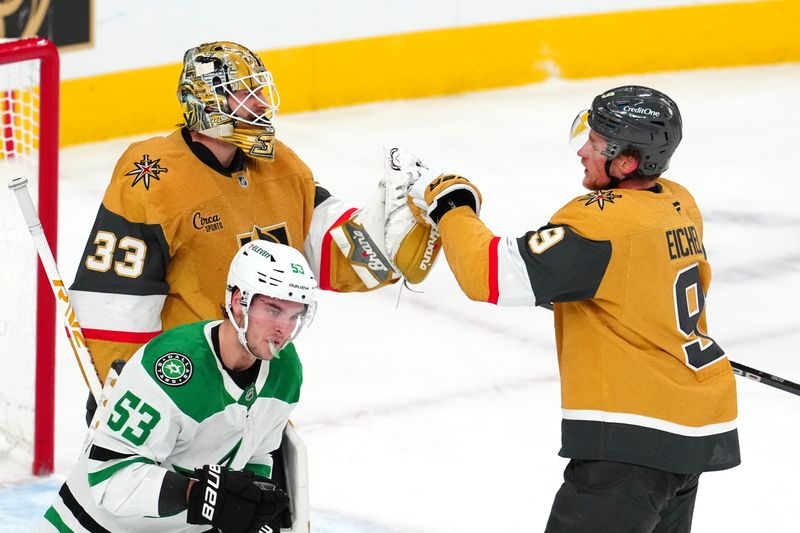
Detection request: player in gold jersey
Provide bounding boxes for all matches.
[405,86,739,532]
[70,42,439,419]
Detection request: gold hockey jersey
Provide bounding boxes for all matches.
[438,178,739,473]
[71,128,383,382]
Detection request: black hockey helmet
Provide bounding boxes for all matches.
[587,85,682,176]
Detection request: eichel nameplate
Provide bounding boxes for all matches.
[154,352,193,386]
[1,0,92,50]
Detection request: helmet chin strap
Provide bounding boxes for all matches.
[604,159,622,189]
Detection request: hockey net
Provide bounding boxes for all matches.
[0,38,59,476]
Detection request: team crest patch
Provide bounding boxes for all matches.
[579,190,622,211]
[236,223,290,247]
[154,353,193,386]
[127,154,168,190]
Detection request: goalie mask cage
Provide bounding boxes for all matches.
[0,38,59,476]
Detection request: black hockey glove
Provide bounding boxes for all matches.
[187,464,289,533]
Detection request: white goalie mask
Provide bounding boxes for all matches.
[225,240,317,357]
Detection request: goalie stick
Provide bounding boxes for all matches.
[538,302,799,397]
[8,176,102,402]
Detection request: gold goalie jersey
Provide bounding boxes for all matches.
[438,178,739,474]
[71,128,382,382]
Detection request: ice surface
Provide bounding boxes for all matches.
[1,63,799,532]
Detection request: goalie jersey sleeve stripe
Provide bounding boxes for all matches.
[488,236,500,304]
[307,191,400,293]
[306,201,357,291]
[70,291,166,335]
[81,328,160,344]
[71,204,171,297]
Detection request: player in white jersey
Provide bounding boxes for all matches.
[41,240,316,533]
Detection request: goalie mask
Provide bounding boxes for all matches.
[225,240,317,358]
[178,41,280,159]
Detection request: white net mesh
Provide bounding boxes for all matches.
[0,56,41,467]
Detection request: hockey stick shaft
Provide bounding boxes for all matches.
[730,361,800,397]
[8,176,102,402]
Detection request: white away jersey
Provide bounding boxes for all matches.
[41,320,301,532]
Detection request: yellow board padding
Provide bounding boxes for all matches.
[61,1,800,146]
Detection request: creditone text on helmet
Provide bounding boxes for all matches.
[623,105,660,117]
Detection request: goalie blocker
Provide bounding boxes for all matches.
[331,147,442,287]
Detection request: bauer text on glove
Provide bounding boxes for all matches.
[186,464,289,533]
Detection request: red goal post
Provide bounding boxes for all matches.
[0,37,59,475]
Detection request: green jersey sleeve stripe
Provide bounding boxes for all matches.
[44,506,74,532]
[244,462,272,479]
[88,456,157,487]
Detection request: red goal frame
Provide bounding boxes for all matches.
[0,37,59,475]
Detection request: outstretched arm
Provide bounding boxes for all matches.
[305,147,442,291]
[407,153,610,306]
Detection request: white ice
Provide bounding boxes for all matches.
[2,63,800,532]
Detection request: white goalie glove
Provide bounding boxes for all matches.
[330,147,442,287]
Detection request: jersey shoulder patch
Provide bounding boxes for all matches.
[551,190,629,240]
[115,133,182,190]
[140,321,210,377]
[553,183,690,241]
[104,131,198,221]
[141,321,231,422]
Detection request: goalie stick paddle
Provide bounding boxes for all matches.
[538,302,799,397]
[8,176,103,402]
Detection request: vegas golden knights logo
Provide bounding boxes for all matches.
[236,223,290,247]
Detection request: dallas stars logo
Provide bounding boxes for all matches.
[127,154,168,190]
[579,190,622,211]
[154,353,193,386]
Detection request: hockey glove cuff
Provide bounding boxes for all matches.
[408,169,482,228]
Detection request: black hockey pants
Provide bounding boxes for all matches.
[545,459,700,533]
